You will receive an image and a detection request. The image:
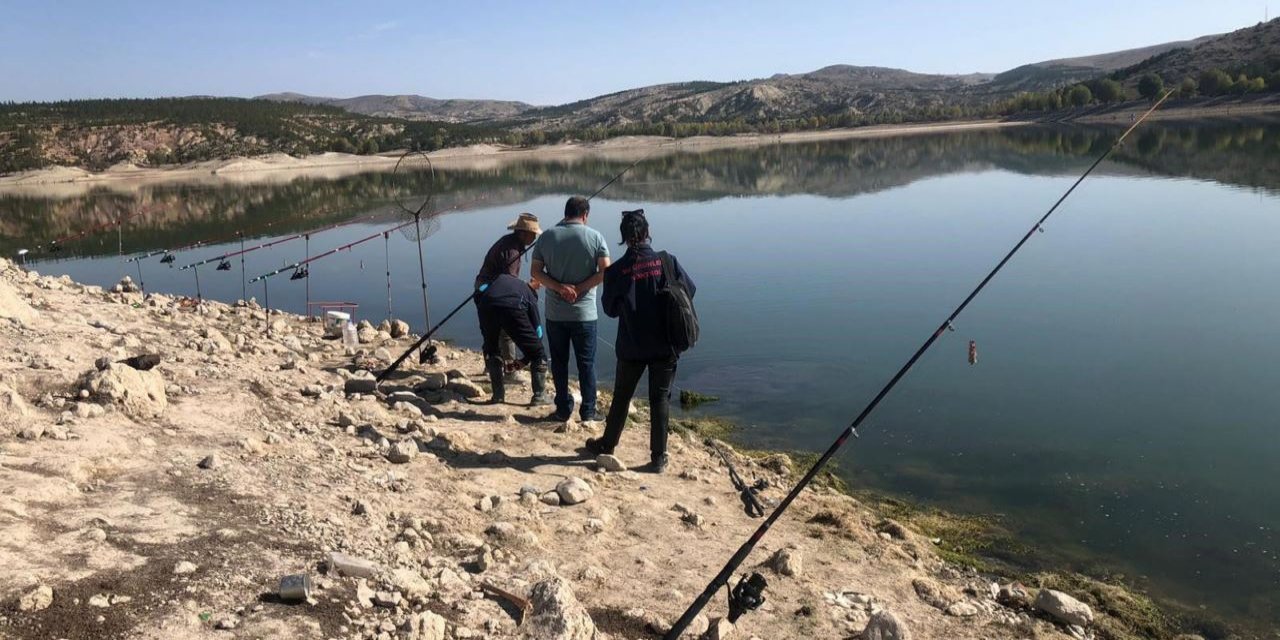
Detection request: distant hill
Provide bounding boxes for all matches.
[514,66,997,129]
[256,92,535,123]
[1112,18,1280,83]
[985,36,1219,92]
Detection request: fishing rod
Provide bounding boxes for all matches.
[247,195,490,287]
[34,206,156,256]
[662,91,1176,638]
[376,154,651,385]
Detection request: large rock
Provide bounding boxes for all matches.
[555,478,594,506]
[82,363,167,418]
[1035,589,1094,627]
[0,384,31,433]
[390,320,412,339]
[862,610,911,640]
[448,378,485,399]
[0,278,36,323]
[523,577,598,640]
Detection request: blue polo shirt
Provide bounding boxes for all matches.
[531,220,609,322]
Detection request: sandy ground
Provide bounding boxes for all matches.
[0,260,1108,640]
[0,120,1030,194]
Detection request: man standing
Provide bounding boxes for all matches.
[475,273,549,405]
[587,210,695,473]
[531,196,610,421]
[476,213,542,371]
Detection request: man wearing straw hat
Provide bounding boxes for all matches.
[476,213,550,405]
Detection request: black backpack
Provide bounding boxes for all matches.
[657,251,698,353]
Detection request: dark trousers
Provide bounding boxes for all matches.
[477,304,544,367]
[601,356,677,462]
[546,320,597,418]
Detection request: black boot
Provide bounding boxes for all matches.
[529,360,551,406]
[485,357,506,404]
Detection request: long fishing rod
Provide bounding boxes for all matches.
[662,91,1176,638]
[34,205,156,256]
[178,233,304,272]
[376,154,651,384]
[247,195,490,286]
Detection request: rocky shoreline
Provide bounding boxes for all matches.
[0,260,1216,640]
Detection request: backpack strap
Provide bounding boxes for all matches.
[658,251,676,284]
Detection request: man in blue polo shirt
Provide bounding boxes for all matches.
[531,196,611,421]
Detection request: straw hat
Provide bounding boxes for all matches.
[507,213,541,234]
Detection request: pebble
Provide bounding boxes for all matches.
[173,561,198,575]
[386,440,418,464]
[197,454,220,469]
[595,454,627,472]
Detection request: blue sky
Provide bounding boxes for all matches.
[0,0,1271,104]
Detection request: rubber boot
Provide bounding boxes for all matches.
[529,361,551,406]
[485,357,506,405]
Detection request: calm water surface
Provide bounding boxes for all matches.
[4,120,1279,630]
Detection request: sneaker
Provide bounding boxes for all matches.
[579,410,600,423]
[547,409,572,422]
[584,437,613,456]
[529,392,553,407]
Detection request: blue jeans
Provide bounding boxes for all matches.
[546,320,597,418]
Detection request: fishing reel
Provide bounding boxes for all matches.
[48,242,63,253]
[726,573,768,623]
[418,344,439,365]
[160,253,176,264]
[216,259,232,271]
[290,266,309,281]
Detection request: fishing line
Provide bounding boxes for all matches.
[376,153,653,385]
[662,90,1177,639]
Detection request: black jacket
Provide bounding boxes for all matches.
[602,243,696,362]
[477,274,542,332]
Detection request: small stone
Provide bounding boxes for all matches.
[329,551,380,579]
[88,593,111,608]
[386,440,418,464]
[344,378,378,394]
[555,477,594,505]
[18,585,53,612]
[945,601,979,617]
[390,320,412,339]
[1034,589,1094,627]
[416,372,448,391]
[862,610,911,640]
[540,492,562,506]
[595,454,627,472]
[702,617,734,640]
[912,577,960,610]
[197,454,220,469]
[372,590,402,608]
[173,561,198,575]
[770,547,803,577]
[215,617,239,630]
[400,610,447,640]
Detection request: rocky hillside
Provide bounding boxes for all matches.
[257,93,536,123]
[0,259,1197,639]
[984,36,1218,93]
[510,67,998,129]
[1113,18,1280,82]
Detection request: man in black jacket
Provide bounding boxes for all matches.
[587,210,695,473]
[475,273,550,405]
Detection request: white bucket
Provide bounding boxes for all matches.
[324,311,351,337]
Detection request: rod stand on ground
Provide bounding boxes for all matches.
[193,264,203,301]
[263,281,271,337]
[239,234,247,302]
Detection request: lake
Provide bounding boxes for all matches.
[4,120,1279,631]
